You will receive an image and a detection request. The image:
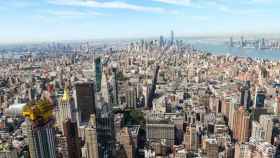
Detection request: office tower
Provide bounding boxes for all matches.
[234,143,252,158]
[274,97,280,114]
[84,114,99,158]
[111,66,119,106]
[240,81,252,109]
[229,97,239,131]
[233,106,251,143]
[170,30,174,46]
[159,36,164,48]
[96,98,115,158]
[147,65,160,108]
[146,120,175,146]
[142,80,151,108]
[101,70,110,104]
[23,99,56,158]
[259,115,273,143]
[73,81,96,125]
[30,125,56,158]
[184,126,197,151]
[62,119,81,158]
[230,37,234,47]
[222,97,231,119]
[204,138,218,158]
[260,38,265,49]
[126,86,137,109]
[95,57,102,92]
[241,36,245,48]
[224,142,235,158]
[119,127,134,158]
[58,88,75,132]
[254,87,266,109]
[250,121,265,144]
[26,121,37,158]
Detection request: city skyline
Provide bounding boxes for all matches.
[0,0,280,44]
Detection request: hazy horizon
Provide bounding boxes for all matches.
[1,0,280,44]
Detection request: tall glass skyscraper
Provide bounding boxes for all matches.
[95,57,102,92]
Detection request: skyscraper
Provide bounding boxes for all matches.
[30,125,57,158]
[159,36,164,48]
[57,88,75,132]
[254,87,266,109]
[84,114,99,158]
[259,115,273,143]
[73,81,96,125]
[241,36,245,48]
[184,125,198,151]
[101,69,110,104]
[95,57,102,92]
[234,143,252,158]
[170,30,174,46]
[111,66,119,106]
[233,107,251,143]
[119,127,134,158]
[96,97,115,158]
[22,98,56,158]
[240,81,252,109]
[230,37,234,47]
[60,119,81,158]
[204,138,218,158]
[147,65,160,108]
[146,121,175,146]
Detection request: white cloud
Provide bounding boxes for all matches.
[250,0,273,4]
[48,0,168,13]
[152,0,192,6]
[47,10,105,17]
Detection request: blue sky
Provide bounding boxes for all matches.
[0,0,280,44]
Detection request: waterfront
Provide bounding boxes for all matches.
[189,40,280,61]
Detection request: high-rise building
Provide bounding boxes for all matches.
[142,80,151,108]
[146,120,175,146]
[30,125,57,158]
[111,66,119,106]
[241,36,245,48]
[230,37,234,47]
[240,81,252,109]
[95,57,102,92]
[259,115,273,143]
[224,142,235,158]
[229,97,239,131]
[119,127,134,158]
[184,125,198,151]
[204,138,218,158]
[254,87,266,109]
[101,70,110,104]
[96,97,115,158]
[57,88,75,132]
[126,86,137,109]
[233,107,251,143]
[147,65,160,108]
[234,143,252,158]
[73,81,96,125]
[250,121,265,144]
[84,114,99,158]
[22,98,56,158]
[159,36,164,48]
[62,119,81,158]
[170,30,175,46]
